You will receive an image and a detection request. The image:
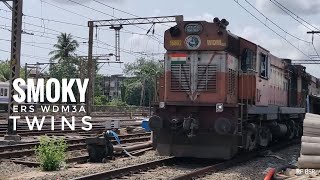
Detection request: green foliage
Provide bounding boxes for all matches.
[124,57,163,78]
[94,74,104,97]
[124,80,142,105]
[48,33,80,81]
[48,33,80,103]
[0,60,25,82]
[123,57,162,106]
[107,98,127,106]
[35,136,67,171]
[49,33,79,63]
[94,95,108,105]
[48,33,103,103]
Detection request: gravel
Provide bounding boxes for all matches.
[124,165,195,180]
[199,144,300,180]
[0,144,300,180]
[7,150,168,180]
[0,161,34,180]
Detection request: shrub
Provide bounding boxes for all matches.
[35,136,67,171]
[107,99,127,107]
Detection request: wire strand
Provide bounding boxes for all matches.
[233,0,312,59]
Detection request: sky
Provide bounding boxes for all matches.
[0,0,320,77]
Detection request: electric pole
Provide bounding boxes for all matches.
[2,0,23,141]
[86,21,94,116]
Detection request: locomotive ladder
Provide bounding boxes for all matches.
[237,103,244,148]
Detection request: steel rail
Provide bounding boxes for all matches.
[0,134,151,159]
[72,157,176,180]
[171,139,300,180]
[71,139,298,180]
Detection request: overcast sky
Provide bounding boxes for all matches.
[0,0,320,77]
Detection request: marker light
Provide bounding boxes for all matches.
[216,103,224,112]
[159,102,165,109]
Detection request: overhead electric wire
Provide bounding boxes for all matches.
[0,8,162,43]
[268,0,320,60]
[0,28,86,54]
[243,0,311,44]
[0,48,51,61]
[0,8,86,27]
[22,2,163,44]
[66,0,164,38]
[41,0,90,20]
[233,0,312,60]
[91,0,171,28]
[39,1,161,36]
[270,0,320,32]
[1,6,164,59]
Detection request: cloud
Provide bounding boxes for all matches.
[187,13,215,22]
[255,0,320,15]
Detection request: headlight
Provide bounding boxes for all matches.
[159,102,165,109]
[216,103,224,112]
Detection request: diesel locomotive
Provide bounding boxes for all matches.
[149,17,320,159]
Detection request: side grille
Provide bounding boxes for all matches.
[171,64,190,91]
[228,69,237,95]
[197,65,217,91]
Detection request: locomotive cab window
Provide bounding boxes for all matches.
[241,48,255,72]
[0,88,3,96]
[260,53,268,79]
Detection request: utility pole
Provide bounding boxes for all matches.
[86,21,94,116]
[3,0,23,141]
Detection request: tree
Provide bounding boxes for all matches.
[49,33,79,80]
[123,57,163,106]
[48,33,79,103]
[49,33,79,62]
[0,60,25,82]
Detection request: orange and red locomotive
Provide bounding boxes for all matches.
[149,18,320,159]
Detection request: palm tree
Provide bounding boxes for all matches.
[48,33,80,103]
[49,33,79,62]
[49,33,79,79]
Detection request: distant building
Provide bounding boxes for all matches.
[100,74,126,101]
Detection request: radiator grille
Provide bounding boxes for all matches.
[171,64,190,91]
[228,69,237,95]
[197,65,217,91]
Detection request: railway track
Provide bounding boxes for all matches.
[0,119,142,136]
[71,139,299,180]
[0,133,151,159]
[9,147,154,168]
[0,128,106,136]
